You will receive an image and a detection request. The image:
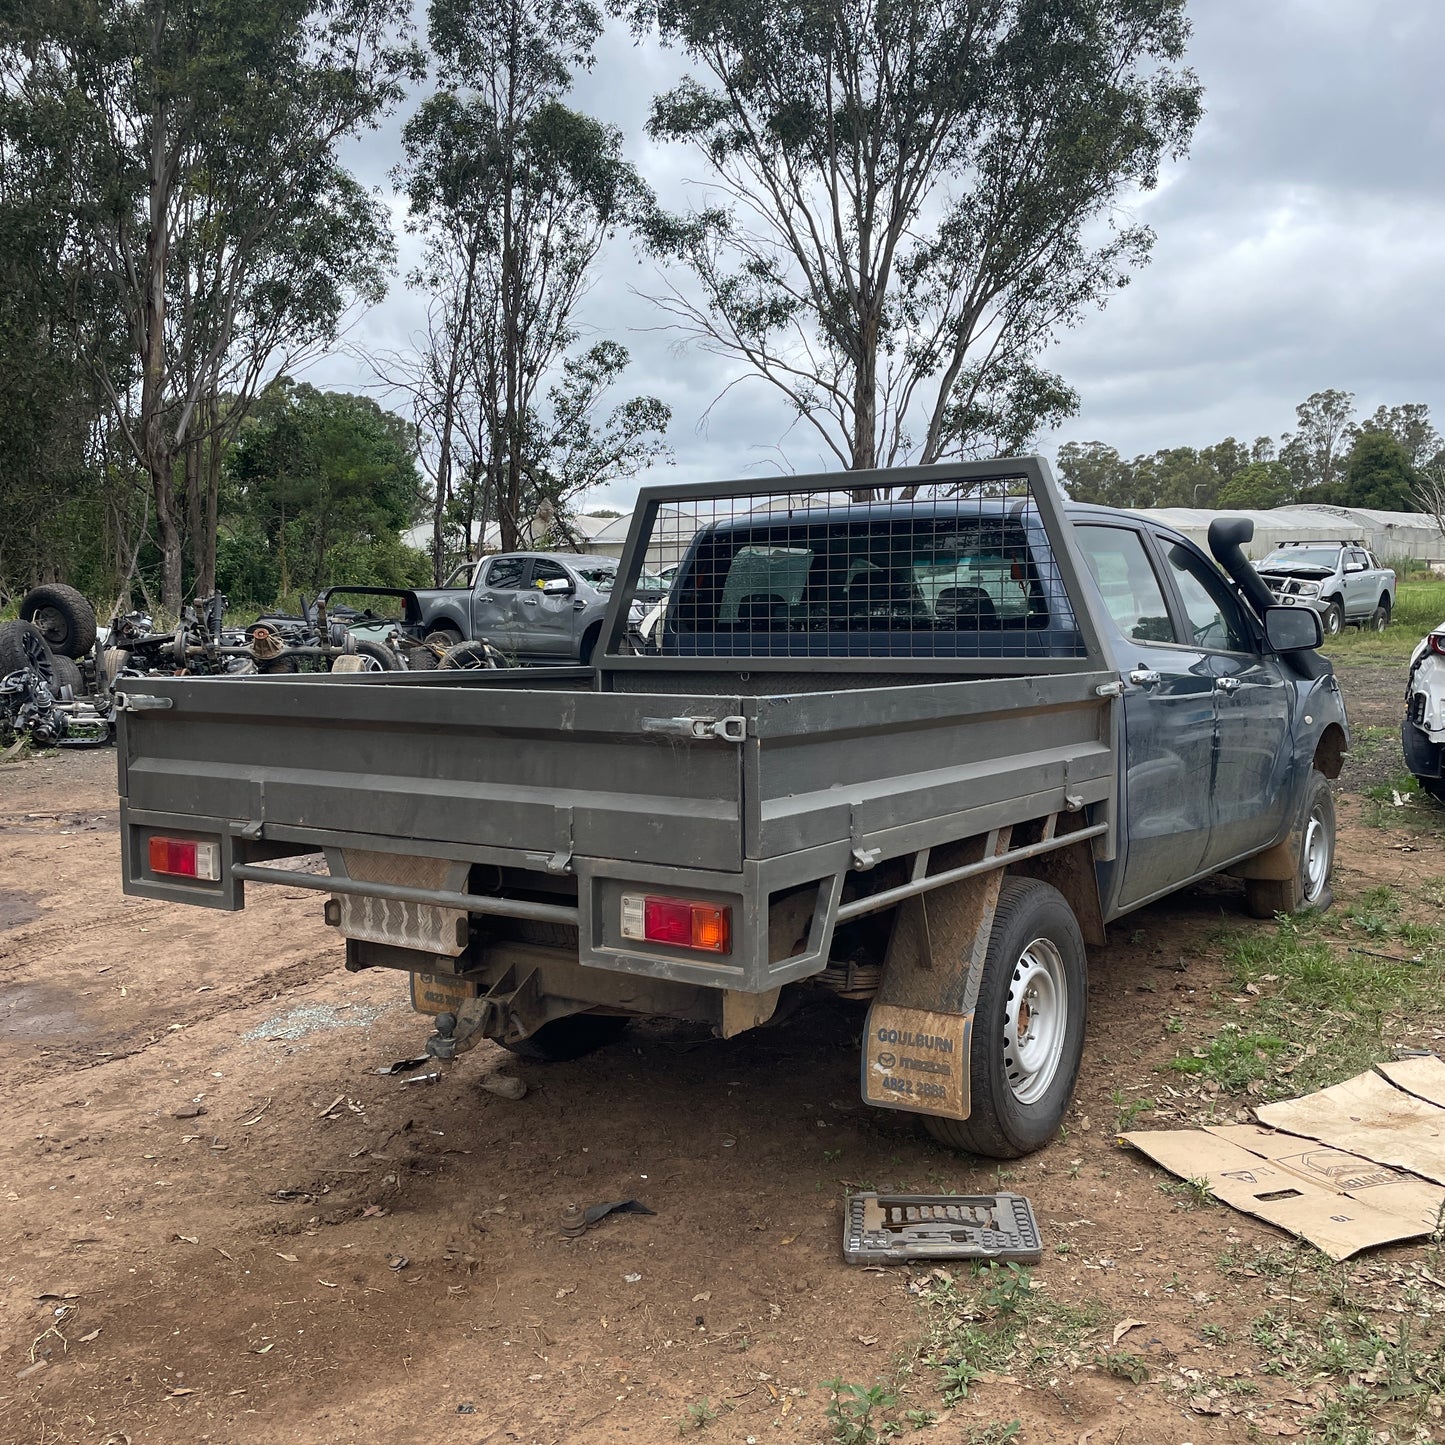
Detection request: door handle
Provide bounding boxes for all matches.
[1215,676,1240,694]
[522,596,538,606]
[1127,667,1161,687]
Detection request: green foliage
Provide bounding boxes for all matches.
[623,0,1202,468]
[228,379,428,603]
[1341,428,1420,511]
[822,1378,898,1445]
[1060,390,1445,512]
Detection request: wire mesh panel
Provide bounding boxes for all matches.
[601,459,1106,675]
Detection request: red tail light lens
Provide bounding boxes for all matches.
[621,893,731,953]
[1429,633,1445,657]
[148,835,220,881]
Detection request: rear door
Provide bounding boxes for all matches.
[1151,534,1293,868]
[1074,523,1215,907]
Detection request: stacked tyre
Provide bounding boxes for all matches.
[20,585,97,661]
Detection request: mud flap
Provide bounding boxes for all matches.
[860,827,1013,1123]
[861,1003,971,1120]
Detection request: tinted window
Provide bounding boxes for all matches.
[1161,542,1251,652]
[531,558,571,585]
[485,556,528,589]
[1074,526,1174,644]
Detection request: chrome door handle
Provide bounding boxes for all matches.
[522,596,538,606]
[1127,667,1161,687]
[1215,676,1240,694]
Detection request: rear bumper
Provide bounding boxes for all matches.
[1403,720,1445,782]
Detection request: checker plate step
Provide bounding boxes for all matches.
[842,1191,1041,1265]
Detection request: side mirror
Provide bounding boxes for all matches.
[1264,605,1323,653]
[1344,561,1366,573]
[538,577,575,596]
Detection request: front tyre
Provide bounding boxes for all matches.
[923,878,1087,1159]
[1244,769,1335,917]
[1322,600,1344,636]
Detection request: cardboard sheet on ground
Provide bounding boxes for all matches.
[1255,1067,1445,1185]
[1124,1123,1445,1259]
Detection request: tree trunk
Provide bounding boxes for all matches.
[149,445,183,615]
[200,395,222,598]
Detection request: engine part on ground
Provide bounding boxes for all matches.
[1,664,113,750]
[249,623,286,662]
[20,584,98,659]
[842,1191,1042,1265]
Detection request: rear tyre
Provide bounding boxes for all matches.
[20,584,97,659]
[1244,769,1335,917]
[1322,600,1344,636]
[0,620,57,685]
[922,878,1087,1159]
[495,1013,630,1062]
[1371,600,1391,632]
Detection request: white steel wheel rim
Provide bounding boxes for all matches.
[1325,608,1342,634]
[1302,807,1330,901]
[1002,937,1068,1106]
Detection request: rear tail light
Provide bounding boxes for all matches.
[1429,633,1445,658]
[148,836,220,881]
[620,893,731,953]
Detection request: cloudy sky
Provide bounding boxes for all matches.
[309,0,1445,507]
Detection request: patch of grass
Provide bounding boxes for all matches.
[1360,771,1426,828]
[1111,1087,1154,1132]
[1101,1349,1149,1383]
[1168,1022,1289,1089]
[1158,1175,1216,1210]
[1174,904,1445,1101]
[917,1263,1100,1406]
[1321,577,1445,664]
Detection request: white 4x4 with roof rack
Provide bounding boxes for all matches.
[1253,539,1395,635]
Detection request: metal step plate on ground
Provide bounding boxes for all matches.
[842,1191,1042,1265]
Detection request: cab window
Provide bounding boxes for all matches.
[530,558,571,586]
[1160,541,1252,652]
[1074,526,1174,644]
[484,556,528,589]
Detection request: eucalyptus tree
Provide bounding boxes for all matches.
[399,0,668,567]
[621,0,1203,474]
[2,0,421,610]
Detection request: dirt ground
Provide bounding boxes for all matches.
[0,663,1441,1445]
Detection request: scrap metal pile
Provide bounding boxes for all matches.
[0,583,506,755]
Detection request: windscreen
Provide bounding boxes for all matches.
[1259,547,1340,570]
